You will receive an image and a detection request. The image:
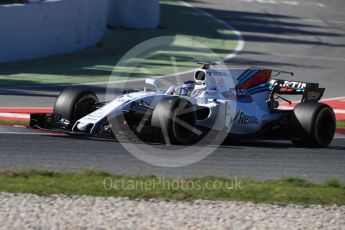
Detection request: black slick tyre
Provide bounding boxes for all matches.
[151,97,197,145]
[290,102,336,148]
[54,86,99,125]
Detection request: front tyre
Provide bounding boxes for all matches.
[151,97,197,145]
[290,102,336,148]
[54,86,99,125]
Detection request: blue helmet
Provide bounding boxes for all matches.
[178,81,196,96]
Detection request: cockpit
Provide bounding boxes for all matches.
[166,80,196,97]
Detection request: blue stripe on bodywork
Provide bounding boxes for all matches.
[237,98,253,103]
[237,69,253,82]
[239,69,260,84]
[237,69,259,83]
[247,87,270,95]
[247,83,270,93]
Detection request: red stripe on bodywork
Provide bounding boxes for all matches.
[280,88,295,92]
[237,69,272,89]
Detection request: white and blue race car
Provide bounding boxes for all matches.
[30,63,336,147]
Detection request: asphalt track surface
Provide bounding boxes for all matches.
[1,126,345,183]
[1,0,345,182]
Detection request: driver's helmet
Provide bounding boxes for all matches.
[175,81,196,96]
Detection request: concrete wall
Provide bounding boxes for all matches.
[0,0,108,63]
[108,0,160,29]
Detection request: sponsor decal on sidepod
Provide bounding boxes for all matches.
[237,112,259,125]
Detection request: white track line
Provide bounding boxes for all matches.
[334,134,345,139]
[334,109,345,114]
[303,2,325,8]
[302,18,345,25]
[0,113,30,119]
[98,2,244,85]
[180,1,245,61]
[321,96,345,101]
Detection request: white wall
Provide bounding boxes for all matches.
[0,0,108,63]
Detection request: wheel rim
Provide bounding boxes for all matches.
[73,94,98,122]
[171,102,196,144]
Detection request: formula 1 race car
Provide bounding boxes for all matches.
[30,63,336,147]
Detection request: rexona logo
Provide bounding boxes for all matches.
[237,112,259,125]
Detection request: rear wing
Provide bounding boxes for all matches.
[269,79,325,102]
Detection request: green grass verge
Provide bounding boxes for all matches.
[337,120,345,128]
[0,0,238,86]
[0,120,28,126]
[0,170,344,205]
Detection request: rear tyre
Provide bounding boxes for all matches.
[151,97,197,145]
[290,102,335,148]
[54,86,99,125]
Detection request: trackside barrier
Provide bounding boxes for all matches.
[0,0,108,62]
[0,0,160,63]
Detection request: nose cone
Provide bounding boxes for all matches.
[77,122,90,131]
